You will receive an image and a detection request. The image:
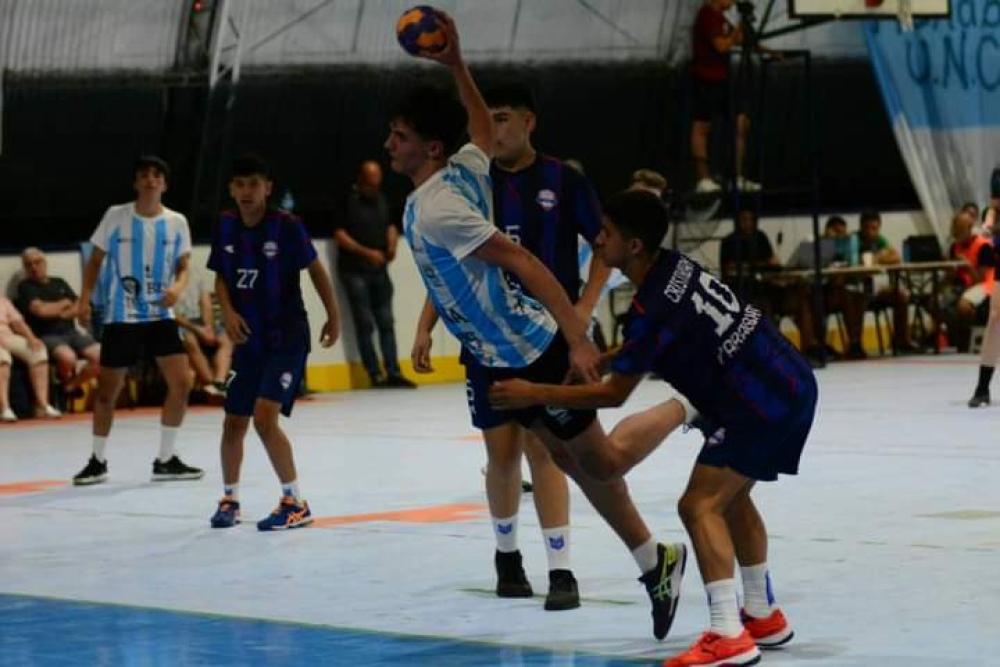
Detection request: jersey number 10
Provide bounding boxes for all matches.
[690,273,741,336]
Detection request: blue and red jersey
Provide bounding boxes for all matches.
[207,209,317,355]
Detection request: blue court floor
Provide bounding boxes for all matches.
[2,356,999,666]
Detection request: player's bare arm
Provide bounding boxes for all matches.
[490,368,643,412]
[411,296,439,373]
[472,231,600,381]
[77,246,107,328]
[159,253,191,308]
[306,258,340,348]
[214,273,251,345]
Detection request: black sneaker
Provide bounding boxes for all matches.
[495,550,533,598]
[544,569,580,611]
[521,480,533,493]
[151,456,205,482]
[638,542,687,640]
[72,455,108,486]
[385,374,417,389]
[969,392,990,408]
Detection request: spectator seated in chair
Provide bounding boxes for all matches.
[937,210,994,351]
[0,295,61,422]
[720,209,822,363]
[174,265,232,400]
[16,247,101,393]
[821,216,868,359]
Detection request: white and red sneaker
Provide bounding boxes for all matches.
[741,607,794,648]
[662,629,761,667]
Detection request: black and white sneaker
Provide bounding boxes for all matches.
[152,456,205,482]
[639,542,687,640]
[72,455,108,486]
[968,392,990,408]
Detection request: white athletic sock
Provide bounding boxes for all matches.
[281,480,301,502]
[492,514,519,553]
[157,426,178,463]
[674,393,698,423]
[542,525,571,571]
[706,578,743,637]
[632,538,659,575]
[223,483,240,502]
[92,436,108,463]
[741,563,775,618]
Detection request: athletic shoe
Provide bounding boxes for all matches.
[639,542,687,640]
[495,550,533,598]
[72,455,108,486]
[210,497,242,528]
[968,392,990,408]
[35,404,62,419]
[151,456,205,482]
[663,630,761,666]
[695,178,722,193]
[741,607,794,648]
[1,407,18,422]
[544,569,580,611]
[257,497,312,531]
[737,177,762,192]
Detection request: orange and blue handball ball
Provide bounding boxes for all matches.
[396,5,449,56]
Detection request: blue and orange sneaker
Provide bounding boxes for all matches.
[210,496,241,528]
[257,496,312,531]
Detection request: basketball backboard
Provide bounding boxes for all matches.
[789,0,950,20]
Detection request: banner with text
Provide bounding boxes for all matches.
[865,0,1000,239]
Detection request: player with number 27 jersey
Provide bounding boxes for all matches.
[612,248,816,478]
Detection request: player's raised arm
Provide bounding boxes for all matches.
[412,11,493,156]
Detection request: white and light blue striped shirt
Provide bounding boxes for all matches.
[90,203,192,324]
[404,144,556,368]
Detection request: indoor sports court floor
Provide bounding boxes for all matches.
[1,355,998,666]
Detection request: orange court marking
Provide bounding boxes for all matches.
[0,480,68,495]
[312,503,487,528]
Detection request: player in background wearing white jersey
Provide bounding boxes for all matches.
[390,13,690,639]
[73,156,203,486]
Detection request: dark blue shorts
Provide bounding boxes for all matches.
[224,348,307,418]
[694,330,818,482]
[462,337,595,441]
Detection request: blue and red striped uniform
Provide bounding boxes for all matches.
[208,209,316,355]
[491,154,602,301]
[612,250,818,481]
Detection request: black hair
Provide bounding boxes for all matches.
[825,215,847,230]
[231,154,270,179]
[389,85,469,156]
[859,209,881,226]
[482,82,536,113]
[133,155,170,182]
[602,190,670,256]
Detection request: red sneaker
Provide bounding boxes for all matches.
[662,630,760,667]
[741,607,794,648]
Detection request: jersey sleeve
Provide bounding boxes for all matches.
[423,193,497,261]
[207,218,225,273]
[565,168,603,243]
[89,207,117,251]
[292,217,319,269]
[610,302,675,376]
[450,143,491,177]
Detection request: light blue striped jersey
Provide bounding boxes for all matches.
[90,203,192,324]
[403,143,556,368]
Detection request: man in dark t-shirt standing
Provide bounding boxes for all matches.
[333,161,415,388]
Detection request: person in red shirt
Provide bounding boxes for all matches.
[690,0,760,194]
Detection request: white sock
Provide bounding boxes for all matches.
[223,483,240,502]
[741,563,775,618]
[92,436,108,463]
[542,525,571,571]
[706,578,743,637]
[158,426,179,463]
[281,480,301,502]
[674,393,698,423]
[492,514,519,553]
[632,538,659,575]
